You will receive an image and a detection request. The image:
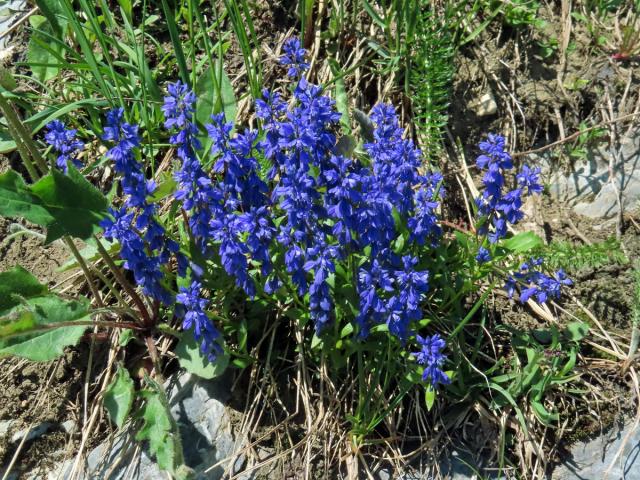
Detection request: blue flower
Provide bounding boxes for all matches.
[517,165,543,195]
[414,333,450,389]
[101,109,184,304]
[280,38,309,78]
[474,134,542,243]
[176,281,223,362]
[476,246,491,264]
[505,261,572,304]
[44,120,84,173]
[163,82,222,251]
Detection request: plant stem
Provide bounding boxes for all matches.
[94,235,152,327]
[0,91,48,175]
[63,237,105,308]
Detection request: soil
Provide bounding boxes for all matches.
[0,159,100,477]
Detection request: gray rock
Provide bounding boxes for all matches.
[552,420,640,480]
[0,420,14,438]
[540,133,640,219]
[10,421,54,444]
[54,371,256,480]
[0,0,27,51]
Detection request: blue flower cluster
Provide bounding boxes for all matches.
[505,259,573,304]
[44,120,84,173]
[414,333,450,389]
[475,134,542,243]
[176,281,222,361]
[162,40,444,350]
[163,81,222,251]
[100,108,183,305]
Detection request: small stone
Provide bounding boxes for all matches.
[61,420,76,434]
[473,92,498,117]
[10,421,54,444]
[0,420,15,438]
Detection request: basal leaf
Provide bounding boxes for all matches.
[31,165,108,243]
[195,63,236,138]
[0,266,48,311]
[136,390,177,473]
[502,231,543,254]
[27,15,65,82]
[175,333,228,379]
[104,365,135,429]
[0,170,54,226]
[564,322,589,342]
[0,295,89,361]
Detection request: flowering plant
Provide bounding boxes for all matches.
[0,37,575,475]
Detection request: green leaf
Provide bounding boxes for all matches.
[175,333,228,379]
[27,15,65,82]
[425,387,435,411]
[0,295,89,361]
[564,322,589,342]
[502,232,543,254]
[0,129,17,154]
[136,390,177,473]
[531,399,559,426]
[104,365,135,429]
[310,333,323,350]
[0,66,17,91]
[31,165,108,243]
[117,0,133,21]
[195,63,237,128]
[0,170,54,226]
[0,266,48,311]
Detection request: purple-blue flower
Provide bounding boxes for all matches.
[44,120,84,173]
[414,334,450,389]
[476,246,491,264]
[280,38,309,78]
[176,281,223,362]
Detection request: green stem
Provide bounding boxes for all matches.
[0,97,40,180]
[0,92,48,175]
[63,237,104,308]
[94,235,152,327]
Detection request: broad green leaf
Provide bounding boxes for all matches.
[0,295,89,361]
[31,165,108,243]
[33,0,68,36]
[195,63,237,128]
[104,365,135,429]
[0,266,48,311]
[27,15,65,82]
[149,171,177,202]
[175,333,228,379]
[0,170,54,226]
[502,232,543,253]
[136,390,176,473]
[117,0,133,21]
[564,322,589,342]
